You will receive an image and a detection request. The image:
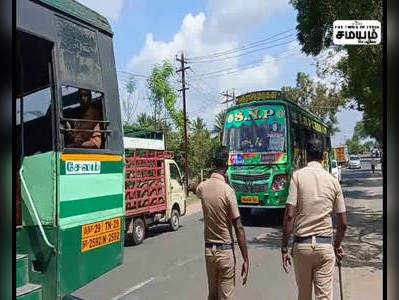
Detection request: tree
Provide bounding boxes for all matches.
[352,121,369,141]
[282,72,345,135]
[346,138,366,155]
[212,109,227,142]
[120,77,138,125]
[290,0,383,144]
[147,60,183,131]
[363,140,377,153]
[188,117,216,179]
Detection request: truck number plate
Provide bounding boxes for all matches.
[81,217,121,252]
[241,196,259,204]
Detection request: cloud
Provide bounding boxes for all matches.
[205,0,288,41]
[124,0,296,128]
[76,0,126,21]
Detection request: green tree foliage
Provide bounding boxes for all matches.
[147,60,183,130]
[212,109,227,142]
[346,138,365,155]
[352,121,369,140]
[120,77,137,125]
[189,117,214,178]
[363,140,378,153]
[290,0,382,143]
[281,72,345,135]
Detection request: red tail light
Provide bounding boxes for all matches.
[271,174,288,192]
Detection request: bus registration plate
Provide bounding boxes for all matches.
[81,217,121,252]
[241,196,259,204]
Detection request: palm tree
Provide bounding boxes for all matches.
[192,117,206,134]
[212,109,227,141]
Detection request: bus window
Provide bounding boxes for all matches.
[16,31,55,225]
[16,32,54,158]
[61,86,107,149]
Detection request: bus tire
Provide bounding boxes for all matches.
[130,217,145,245]
[169,209,180,231]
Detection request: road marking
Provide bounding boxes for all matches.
[111,277,155,300]
[176,255,201,267]
[111,255,201,299]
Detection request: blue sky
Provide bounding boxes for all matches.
[77,0,362,146]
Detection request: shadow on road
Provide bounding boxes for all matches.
[339,205,383,270]
[246,230,282,250]
[241,210,284,228]
[343,189,381,200]
[244,205,383,271]
[124,224,182,247]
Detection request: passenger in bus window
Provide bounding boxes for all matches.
[66,88,102,149]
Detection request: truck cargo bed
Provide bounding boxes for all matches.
[125,150,173,217]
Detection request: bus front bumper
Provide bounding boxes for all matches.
[238,205,286,209]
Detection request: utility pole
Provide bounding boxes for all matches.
[176,52,190,196]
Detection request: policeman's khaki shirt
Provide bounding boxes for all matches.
[287,161,346,237]
[196,173,240,244]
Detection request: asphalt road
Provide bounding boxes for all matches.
[74,164,383,300]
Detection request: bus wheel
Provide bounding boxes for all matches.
[169,209,180,231]
[129,218,145,245]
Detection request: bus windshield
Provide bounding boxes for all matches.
[223,105,286,153]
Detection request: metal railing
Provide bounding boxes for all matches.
[19,166,55,250]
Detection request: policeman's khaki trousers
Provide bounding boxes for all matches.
[292,240,336,300]
[205,248,235,300]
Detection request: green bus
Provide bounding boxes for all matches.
[222,90,332,216]
[16,0,124,299]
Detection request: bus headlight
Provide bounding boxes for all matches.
[271,174,288,192]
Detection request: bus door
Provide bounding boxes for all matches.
[16,30,59,300]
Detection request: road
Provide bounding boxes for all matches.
[74,160,382,300]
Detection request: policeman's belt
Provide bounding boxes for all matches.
[294,236,332,244]
[205,242,233,250]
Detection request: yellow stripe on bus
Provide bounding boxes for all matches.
[61,154,123,162]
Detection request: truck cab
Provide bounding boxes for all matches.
[165,158,186,220]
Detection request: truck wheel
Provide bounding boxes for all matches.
[130,218,145,245]
[169,209,180,231]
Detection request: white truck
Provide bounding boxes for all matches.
[123,131,186,245]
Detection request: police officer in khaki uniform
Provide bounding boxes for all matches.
[196,150,249,300]
[281,138,347,300]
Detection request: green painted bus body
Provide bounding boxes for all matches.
[17,152,125,299]
[224,98,331,209]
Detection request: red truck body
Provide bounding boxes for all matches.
[125,150,174,217]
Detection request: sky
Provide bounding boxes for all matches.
[76,0,363,146]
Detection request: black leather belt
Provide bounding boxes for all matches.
[294,236,332,244]
[205,242,233,250]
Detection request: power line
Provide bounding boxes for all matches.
[187,37,296,64]
[186,28,295,61]
[191,47,301,79]
[116,70,148,78]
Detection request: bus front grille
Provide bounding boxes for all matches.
[231,182,267,193]
[230,173,270,181]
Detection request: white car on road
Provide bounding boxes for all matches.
[331,159,342,183]
[349,156,361,169]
